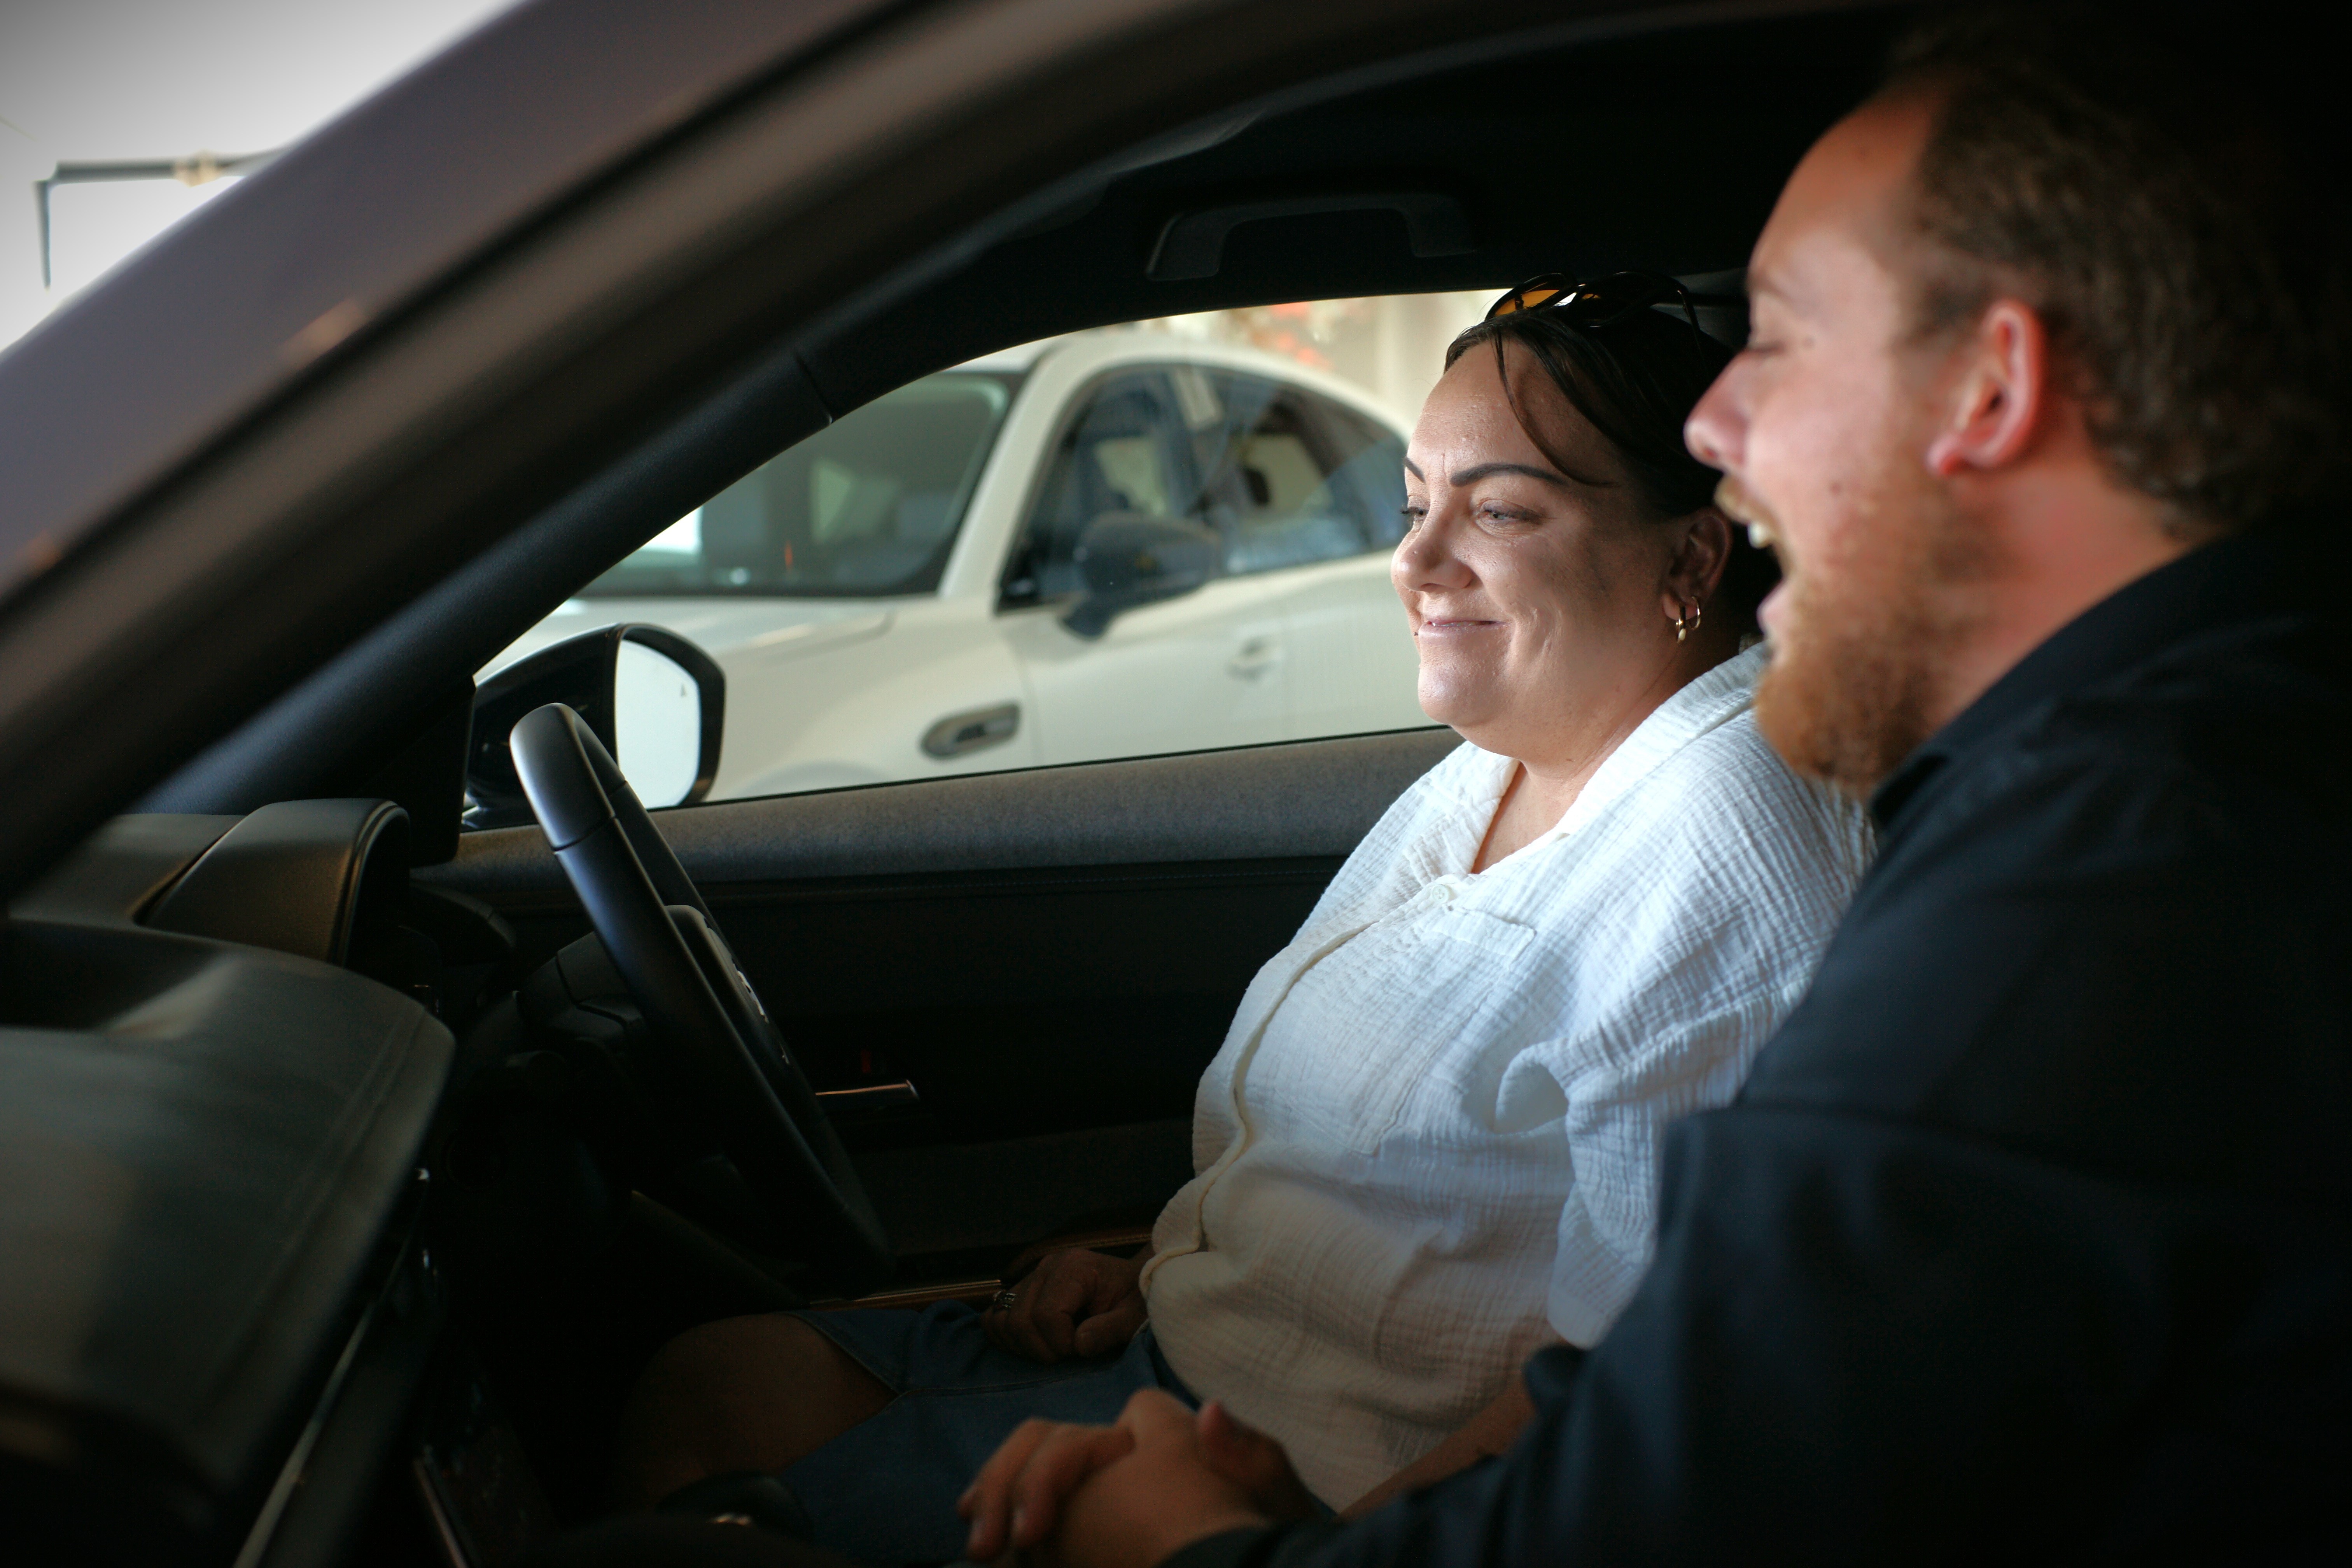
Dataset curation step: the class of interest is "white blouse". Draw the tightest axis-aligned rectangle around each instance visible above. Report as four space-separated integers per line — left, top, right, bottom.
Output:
1139 645 1874 1507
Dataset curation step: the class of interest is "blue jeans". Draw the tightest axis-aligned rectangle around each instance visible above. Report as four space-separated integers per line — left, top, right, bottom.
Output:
777 1300 1196 1562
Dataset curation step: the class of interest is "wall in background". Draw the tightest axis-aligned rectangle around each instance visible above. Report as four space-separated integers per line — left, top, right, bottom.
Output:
1132 290 1491 431
0 0 516 351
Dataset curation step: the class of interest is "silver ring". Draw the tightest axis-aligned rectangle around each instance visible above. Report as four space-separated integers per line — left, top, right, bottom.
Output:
990 1288 1020 1312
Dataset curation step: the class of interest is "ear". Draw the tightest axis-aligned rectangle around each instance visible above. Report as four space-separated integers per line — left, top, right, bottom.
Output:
1662 506 1734 618
1925 299 2049 477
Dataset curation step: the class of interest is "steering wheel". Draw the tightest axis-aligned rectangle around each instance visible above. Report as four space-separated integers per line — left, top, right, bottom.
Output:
509 702 892 1292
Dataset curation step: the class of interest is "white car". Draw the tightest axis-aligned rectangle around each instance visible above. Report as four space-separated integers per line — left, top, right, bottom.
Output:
489 332 1429 799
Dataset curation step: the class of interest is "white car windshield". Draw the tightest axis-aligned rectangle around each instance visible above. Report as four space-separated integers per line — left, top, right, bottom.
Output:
580 370 1018 599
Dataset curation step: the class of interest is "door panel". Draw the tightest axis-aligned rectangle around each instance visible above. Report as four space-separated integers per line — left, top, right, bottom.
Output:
1173 367 1420 742
855 1118 1195 1270
701 855 1339 1139
425 726 1456 1271
994 364 1294 763
1000 580 1290 764
1276 553 1426 738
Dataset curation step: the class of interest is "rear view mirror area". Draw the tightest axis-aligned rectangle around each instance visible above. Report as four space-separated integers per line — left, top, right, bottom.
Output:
466 624 725 824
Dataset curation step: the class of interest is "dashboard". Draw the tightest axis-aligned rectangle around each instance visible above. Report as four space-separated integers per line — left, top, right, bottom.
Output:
1 805 460 1564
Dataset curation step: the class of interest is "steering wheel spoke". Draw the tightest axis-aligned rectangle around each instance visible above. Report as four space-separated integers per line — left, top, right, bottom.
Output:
510 702 892 1292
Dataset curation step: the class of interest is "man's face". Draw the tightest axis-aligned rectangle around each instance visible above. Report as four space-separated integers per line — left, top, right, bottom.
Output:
1686 94 1988 796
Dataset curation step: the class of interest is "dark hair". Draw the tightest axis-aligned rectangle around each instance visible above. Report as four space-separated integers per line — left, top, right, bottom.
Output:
1881 2 2352 533
1444 306 1776 631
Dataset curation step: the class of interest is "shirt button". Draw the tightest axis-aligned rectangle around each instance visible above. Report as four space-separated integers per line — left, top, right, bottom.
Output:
1431 883 1455 904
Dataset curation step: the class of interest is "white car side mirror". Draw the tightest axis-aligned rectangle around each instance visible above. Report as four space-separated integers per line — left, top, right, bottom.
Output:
466 623 725 824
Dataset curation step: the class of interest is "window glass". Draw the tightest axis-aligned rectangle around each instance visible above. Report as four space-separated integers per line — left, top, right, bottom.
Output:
1184 371 1406 577
581 372 1014 599
999 373 1188 606
499 290 1488 805
1317 396 1413 550
1003 369 1413 603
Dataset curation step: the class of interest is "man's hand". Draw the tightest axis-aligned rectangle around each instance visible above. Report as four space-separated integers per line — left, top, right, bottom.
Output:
1188 1400 1322 1520
984 1248 1147 1363
959 1391 1318 1566
1338 1339 1551 1519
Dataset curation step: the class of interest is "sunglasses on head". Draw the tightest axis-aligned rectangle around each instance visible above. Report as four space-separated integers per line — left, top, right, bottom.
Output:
1486 270 1706 340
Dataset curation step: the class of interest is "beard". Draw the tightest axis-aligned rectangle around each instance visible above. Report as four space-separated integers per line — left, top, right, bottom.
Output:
1725 469 1991 799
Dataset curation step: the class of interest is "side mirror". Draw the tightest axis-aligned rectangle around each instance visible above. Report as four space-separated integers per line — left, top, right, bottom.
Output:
1063 511 1222 639
467 624 724 824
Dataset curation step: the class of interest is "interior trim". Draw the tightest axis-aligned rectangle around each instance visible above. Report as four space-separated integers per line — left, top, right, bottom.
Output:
499 858 1342 920
422 727 1460 901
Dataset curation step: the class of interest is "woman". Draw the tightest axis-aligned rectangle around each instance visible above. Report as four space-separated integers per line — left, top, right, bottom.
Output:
614 275 1873 1558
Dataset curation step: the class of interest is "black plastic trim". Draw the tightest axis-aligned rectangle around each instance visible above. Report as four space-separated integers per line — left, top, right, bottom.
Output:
427 727 1459 905
0 923 453 1563
146 798 411 967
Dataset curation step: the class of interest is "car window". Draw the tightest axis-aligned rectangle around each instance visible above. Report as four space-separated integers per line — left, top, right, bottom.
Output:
1182 370 1407 577
999 371 1191 606
503 291 1482 803
581 372 1015 599
1316 396 1414 551
1001 368 1410 603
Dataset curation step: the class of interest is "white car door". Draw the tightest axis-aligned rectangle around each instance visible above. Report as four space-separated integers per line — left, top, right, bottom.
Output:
1180 369 1427 740
996 368 1290 765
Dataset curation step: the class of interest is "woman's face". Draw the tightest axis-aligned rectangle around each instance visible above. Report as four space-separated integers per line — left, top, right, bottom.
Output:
1396 345 1685 764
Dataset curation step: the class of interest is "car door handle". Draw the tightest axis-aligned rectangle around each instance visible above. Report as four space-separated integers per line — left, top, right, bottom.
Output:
921 702 1020 758
1228 635 1281 680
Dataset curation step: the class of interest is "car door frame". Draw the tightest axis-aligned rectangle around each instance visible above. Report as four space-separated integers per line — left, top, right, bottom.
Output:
9 0 1844 896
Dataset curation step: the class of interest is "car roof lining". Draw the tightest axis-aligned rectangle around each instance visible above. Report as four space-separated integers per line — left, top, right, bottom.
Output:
142 2 1900 824
792 5 1894 415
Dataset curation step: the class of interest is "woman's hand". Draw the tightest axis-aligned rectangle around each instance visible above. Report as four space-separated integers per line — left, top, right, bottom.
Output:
984 1247 1147 1363
959 1391 1315 1566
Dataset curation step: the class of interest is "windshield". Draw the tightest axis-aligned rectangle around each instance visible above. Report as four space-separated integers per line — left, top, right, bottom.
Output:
580 371 1017 598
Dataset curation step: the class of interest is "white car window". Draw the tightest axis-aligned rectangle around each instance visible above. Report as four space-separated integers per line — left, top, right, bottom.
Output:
1001 368 1408 604
1182 371 1407 578
999 371 1190 607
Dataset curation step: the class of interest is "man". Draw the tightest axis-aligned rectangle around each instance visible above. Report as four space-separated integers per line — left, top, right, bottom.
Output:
954 4 2351 1561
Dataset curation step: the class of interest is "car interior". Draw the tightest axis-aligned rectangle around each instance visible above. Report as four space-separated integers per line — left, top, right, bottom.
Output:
0 2 1909 1563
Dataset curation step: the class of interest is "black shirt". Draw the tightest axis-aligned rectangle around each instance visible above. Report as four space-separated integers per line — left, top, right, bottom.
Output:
1172 522 2351 1566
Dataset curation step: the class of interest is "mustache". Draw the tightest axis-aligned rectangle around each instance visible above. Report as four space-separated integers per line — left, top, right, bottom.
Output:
1715 476 1781 551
